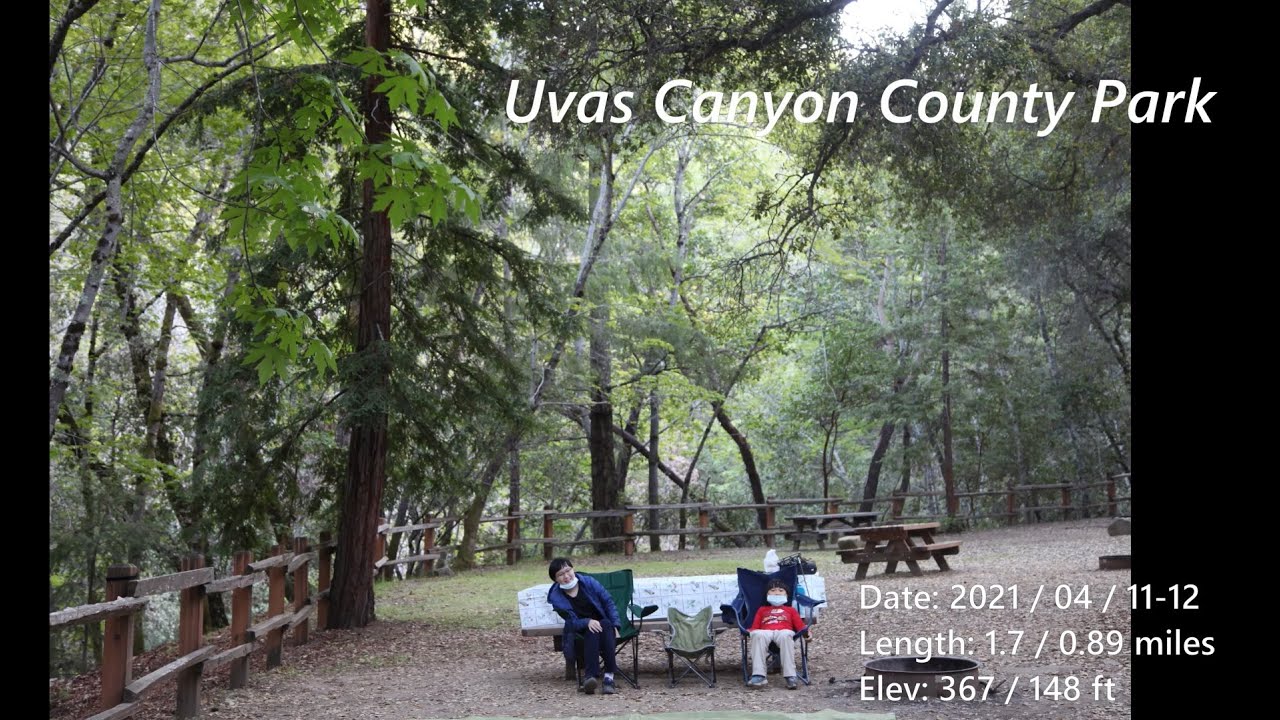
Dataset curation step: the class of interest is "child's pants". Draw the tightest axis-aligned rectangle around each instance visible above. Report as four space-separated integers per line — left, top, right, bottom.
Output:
749 629 797 678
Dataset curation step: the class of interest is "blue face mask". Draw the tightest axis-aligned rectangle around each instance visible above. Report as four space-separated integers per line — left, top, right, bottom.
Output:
558 577 579 591
767 594 787 606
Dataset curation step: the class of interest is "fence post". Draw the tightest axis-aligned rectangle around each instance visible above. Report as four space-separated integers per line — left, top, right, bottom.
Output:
543 506 554 561
292 536 310 646
890 493 905 520
506 516 519 566
267 543 286 668
1005 482 1016 525
230 551 253 688
501 515 517 566
177 553 206 718
1107 476 1118 515
698 507 709 551
764 505 776 549
826 498 840 515
622 511 635 557
101 564 139 710
1060 487 1072 521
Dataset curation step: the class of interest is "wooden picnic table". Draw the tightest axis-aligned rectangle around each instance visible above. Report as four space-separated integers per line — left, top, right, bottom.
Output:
785 511 881 550
836 522 961 579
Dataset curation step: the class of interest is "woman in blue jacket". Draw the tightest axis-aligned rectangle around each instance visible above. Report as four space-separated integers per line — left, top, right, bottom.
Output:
546 557 621 694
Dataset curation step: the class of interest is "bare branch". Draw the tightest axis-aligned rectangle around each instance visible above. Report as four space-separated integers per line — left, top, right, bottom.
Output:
48 143 109 179
50 0 103 78
1054 0 1129 39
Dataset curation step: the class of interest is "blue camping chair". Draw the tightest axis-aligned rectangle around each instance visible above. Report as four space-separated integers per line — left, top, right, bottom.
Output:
720 565 825 686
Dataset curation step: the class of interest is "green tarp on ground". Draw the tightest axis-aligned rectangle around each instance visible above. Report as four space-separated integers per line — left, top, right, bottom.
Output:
450 707 890 712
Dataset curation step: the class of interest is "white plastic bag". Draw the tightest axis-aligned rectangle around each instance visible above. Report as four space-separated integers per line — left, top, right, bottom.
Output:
763 548 779 573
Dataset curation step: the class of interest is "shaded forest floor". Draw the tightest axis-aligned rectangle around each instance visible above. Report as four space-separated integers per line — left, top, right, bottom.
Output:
51 518 1131 719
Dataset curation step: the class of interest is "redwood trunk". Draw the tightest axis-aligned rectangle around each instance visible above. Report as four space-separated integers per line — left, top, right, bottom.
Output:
588 303 622 552
329 0 392 629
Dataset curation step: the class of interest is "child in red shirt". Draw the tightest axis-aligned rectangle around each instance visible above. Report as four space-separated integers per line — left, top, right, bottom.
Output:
747 578 813 689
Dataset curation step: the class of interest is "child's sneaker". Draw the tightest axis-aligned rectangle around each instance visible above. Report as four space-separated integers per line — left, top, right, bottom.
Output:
582 676 598 694
785 676 798 689
748 675 767 688
602 677 616 694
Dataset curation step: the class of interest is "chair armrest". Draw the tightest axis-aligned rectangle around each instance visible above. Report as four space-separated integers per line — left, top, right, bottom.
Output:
795 595 824 625
795 595 825 610
720 603 742 631
629 603 659 619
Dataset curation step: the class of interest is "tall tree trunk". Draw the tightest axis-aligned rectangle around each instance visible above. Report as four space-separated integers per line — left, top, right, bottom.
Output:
937 232 958 517
501 254 523 561
588 303 622 553
329 0 393 629
898 423 912 496
1004 394 1030 489
454 448 508 570
1034 286 1091 516
507 435 522 561
714 406 767 529
647 390 660 551
861 422 895 513
820 410 838 501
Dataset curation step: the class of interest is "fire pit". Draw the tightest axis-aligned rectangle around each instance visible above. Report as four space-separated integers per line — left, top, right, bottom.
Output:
1099 554 1131 570
862 656 981 699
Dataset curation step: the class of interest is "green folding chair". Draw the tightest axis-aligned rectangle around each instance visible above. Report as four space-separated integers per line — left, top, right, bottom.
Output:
564 569 657 688
659 606 719 687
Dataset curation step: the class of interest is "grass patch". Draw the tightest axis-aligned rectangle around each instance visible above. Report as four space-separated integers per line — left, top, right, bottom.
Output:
374 547 768 629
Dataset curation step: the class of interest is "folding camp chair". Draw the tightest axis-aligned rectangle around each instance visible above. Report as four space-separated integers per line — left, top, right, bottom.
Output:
658 606 719 687
720 565 825 686
556 569 658 688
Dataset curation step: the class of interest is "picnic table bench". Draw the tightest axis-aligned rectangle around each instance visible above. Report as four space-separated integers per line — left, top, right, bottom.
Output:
836 522 961 579
784 511 881 550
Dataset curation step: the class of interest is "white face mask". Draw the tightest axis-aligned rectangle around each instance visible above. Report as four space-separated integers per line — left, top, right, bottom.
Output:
558 577 579 591
767 594 787 606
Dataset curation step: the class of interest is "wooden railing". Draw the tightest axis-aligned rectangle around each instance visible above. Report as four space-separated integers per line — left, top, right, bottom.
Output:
881 477 1131 523
50 535 332 720
458 475 1130 565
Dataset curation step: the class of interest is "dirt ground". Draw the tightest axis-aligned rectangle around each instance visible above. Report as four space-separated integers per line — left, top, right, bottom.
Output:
51 518 1131 719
